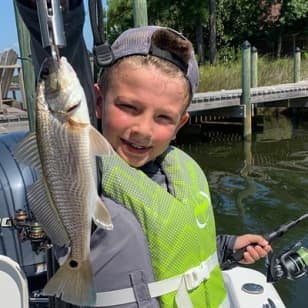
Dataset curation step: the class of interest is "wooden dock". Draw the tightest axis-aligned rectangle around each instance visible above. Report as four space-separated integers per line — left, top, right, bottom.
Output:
189 80 308 115
0 105 28 134
0 49 28 134
1 80 308 135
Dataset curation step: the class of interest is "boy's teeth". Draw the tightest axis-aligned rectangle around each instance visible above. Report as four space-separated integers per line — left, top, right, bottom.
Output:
131 143 144 149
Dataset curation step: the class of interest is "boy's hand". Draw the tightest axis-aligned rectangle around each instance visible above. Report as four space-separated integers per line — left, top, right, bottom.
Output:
233 234 272 264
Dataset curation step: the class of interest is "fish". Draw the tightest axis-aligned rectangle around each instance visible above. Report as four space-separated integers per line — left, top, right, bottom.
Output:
14 56 114 306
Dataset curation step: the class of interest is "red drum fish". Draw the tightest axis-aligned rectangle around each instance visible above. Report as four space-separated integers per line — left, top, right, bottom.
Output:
14 57 113 306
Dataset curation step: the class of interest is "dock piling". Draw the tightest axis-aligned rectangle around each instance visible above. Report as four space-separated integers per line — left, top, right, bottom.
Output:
294 47 301 83
241 41 252 140
251 46 258 88
13 1 36 132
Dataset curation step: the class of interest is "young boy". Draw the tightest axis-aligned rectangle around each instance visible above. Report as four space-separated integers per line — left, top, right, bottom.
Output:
17 1 271 307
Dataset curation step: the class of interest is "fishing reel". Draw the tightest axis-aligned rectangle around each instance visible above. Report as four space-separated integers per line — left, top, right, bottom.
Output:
267 241 308 282
0 209 51 254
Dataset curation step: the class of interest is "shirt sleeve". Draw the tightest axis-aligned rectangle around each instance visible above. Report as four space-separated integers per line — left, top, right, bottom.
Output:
216 234 237 267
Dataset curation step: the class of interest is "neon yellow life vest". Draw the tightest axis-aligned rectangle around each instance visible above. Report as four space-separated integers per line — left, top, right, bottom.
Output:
100 146 228 307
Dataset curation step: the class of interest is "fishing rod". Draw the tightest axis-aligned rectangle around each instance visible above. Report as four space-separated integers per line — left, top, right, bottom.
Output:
267 240 308 282
231 213 308 262
222 213 308 282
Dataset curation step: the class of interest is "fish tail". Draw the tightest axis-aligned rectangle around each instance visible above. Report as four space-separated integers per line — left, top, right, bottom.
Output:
43 257 96 306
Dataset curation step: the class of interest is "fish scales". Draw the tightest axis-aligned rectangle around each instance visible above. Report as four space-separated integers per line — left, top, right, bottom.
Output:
14 57 114 306
37 107 92 261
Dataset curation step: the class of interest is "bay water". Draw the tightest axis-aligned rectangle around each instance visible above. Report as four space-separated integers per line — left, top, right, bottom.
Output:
177 110 308 308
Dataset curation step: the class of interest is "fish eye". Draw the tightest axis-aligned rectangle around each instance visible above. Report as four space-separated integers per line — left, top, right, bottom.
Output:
39 57 58 80
39 66 50 81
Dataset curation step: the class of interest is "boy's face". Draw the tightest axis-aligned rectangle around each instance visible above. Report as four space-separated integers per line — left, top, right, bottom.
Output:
96 61 190 167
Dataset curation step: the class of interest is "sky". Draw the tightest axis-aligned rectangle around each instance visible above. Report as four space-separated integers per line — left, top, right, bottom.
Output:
1 1 107 54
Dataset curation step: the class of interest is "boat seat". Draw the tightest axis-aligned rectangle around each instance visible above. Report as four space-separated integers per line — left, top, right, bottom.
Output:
0 255 29 308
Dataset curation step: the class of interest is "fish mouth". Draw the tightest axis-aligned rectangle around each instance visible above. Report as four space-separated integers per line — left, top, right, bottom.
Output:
66 100 81 114
47 100 81 117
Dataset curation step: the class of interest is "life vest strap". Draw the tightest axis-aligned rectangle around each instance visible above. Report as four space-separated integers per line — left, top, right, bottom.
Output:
95 254 218 307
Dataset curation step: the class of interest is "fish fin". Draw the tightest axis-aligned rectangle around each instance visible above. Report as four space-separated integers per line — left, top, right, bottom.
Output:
93 197 113 230
28 178 70 246
13 132 42 172
89 126 114 156
42 257 96 306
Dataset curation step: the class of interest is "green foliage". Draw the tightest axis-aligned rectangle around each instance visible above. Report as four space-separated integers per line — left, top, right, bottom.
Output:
107 0 209 44
198 56 308 92
107 0 134 43
280 0 308 25
147 0 209 42
215 46 241 64
216 0 262 45
199 60 241 91
106 1 308 63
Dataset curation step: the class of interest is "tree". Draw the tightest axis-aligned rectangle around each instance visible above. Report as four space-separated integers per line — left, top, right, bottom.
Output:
147 0 209 64
209 0 216 64
260 0 308 56
107 0 134 43
106 0 308 62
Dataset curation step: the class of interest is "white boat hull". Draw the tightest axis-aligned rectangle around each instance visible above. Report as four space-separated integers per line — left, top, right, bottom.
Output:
223 266 286 308
0 253 286 308
0 255 29 308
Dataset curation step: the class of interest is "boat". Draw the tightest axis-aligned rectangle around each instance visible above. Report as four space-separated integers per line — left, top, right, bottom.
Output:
0 253 285 308
223 266 285 307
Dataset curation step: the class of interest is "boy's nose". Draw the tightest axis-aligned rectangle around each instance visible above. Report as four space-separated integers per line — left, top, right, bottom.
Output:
131 116 153 140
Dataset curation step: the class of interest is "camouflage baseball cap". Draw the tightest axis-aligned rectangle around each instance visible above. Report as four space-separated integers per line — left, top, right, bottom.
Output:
110 26 199 94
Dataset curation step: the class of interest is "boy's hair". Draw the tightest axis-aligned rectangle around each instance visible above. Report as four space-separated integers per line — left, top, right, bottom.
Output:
99 26 199 98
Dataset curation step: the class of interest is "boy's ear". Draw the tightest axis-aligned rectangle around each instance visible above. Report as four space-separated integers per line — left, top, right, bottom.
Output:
177 112 189 131
172 112 189 140
94 83 103 119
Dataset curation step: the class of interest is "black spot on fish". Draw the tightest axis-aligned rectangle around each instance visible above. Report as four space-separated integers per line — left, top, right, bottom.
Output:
69 260 79 268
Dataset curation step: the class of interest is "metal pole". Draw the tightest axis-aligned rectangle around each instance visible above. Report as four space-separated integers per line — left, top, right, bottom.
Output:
294 47 301 83
241 41 252 140
251 46 258 88
133 0 148 27
13 0 36 132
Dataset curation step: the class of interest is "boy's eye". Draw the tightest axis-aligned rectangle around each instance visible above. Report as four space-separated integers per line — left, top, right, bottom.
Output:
157 114 174 124
118 103 137 112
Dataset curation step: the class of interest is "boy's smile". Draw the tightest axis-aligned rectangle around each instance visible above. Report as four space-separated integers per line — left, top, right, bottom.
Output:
96 61 190 167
